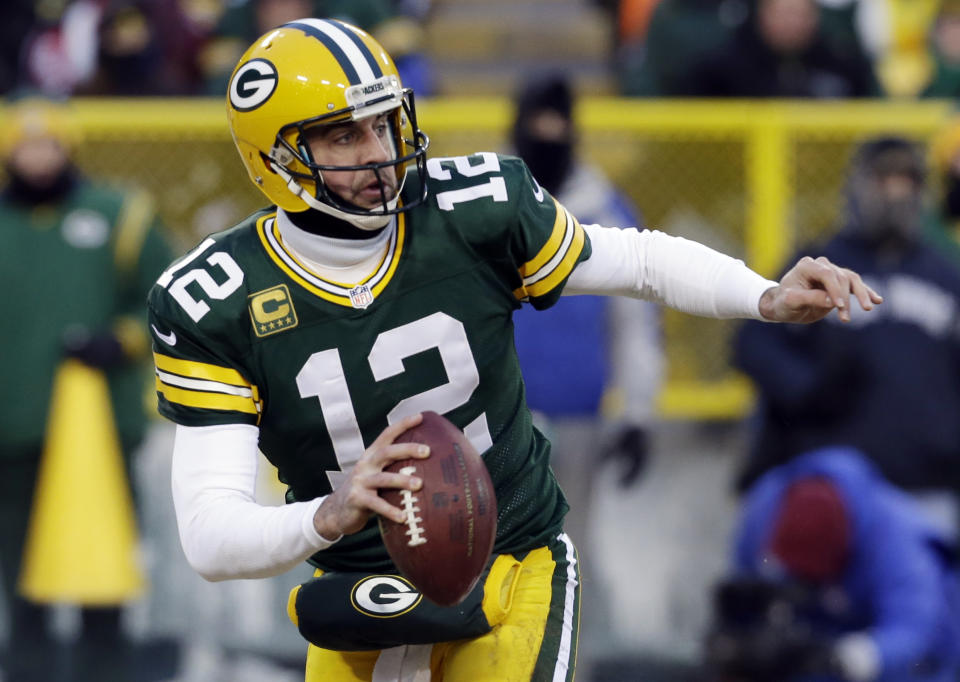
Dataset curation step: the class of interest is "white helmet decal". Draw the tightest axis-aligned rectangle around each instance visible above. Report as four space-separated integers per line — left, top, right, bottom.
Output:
230 59 278 112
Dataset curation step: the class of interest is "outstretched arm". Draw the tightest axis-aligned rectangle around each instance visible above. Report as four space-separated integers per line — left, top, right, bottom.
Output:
566 226 882 322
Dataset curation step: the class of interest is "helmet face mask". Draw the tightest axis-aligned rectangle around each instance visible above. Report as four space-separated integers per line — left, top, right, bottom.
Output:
270 84 429 218
226 19 429 223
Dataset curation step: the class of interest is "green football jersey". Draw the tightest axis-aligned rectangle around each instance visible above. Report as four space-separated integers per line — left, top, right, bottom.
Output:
148 153 591 572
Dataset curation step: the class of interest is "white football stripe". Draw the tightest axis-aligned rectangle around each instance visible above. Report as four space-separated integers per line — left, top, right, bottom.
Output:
553 532 578 682
157 370 253 397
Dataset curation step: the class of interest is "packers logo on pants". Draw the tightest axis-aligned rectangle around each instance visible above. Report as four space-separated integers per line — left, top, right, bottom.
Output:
351 575 422 617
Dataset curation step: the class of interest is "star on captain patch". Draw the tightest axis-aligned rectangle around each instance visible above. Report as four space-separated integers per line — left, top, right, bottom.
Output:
349 284 374 309
248 284 298 338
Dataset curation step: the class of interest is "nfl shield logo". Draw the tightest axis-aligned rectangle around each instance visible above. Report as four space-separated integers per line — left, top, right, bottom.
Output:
349 284 374 309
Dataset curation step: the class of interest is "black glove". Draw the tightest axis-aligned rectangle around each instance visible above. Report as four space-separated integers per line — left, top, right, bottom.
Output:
601 425 648 488
62 327 125 369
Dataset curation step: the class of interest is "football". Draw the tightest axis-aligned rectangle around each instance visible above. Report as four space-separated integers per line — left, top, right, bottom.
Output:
378 411 497 606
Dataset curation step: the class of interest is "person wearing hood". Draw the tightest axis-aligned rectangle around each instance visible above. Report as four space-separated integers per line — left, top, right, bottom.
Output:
734 137 960 541
508 73 664 670
712 447 960 682
509 74 663 526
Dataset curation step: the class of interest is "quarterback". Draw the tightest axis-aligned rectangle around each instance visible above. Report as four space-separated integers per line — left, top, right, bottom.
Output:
148 18 882 682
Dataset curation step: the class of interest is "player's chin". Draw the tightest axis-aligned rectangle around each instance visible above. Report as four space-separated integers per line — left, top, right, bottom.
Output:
354 185 397 208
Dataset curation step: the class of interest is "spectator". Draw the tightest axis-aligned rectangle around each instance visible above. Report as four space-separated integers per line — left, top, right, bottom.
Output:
19 0 210 97
199 0 321 96
618 0 745 96
851 0 943 98
680 0 879 97
707 447 960 682
369 0 436 96
617 0 662 47
200 0 435 96
75 0 209 96
509 73 663 549
19 0 103 97
0 1 39 95
920 0 960 98
0 97 174 681
734 136 960 541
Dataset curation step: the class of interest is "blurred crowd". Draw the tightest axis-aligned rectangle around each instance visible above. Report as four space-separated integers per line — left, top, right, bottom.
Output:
615 0 960 99
5 0 960 101
0 0 437 98
7 1 960 682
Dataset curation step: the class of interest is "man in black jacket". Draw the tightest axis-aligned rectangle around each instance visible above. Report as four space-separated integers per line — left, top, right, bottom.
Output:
683 0 879 98
735 137 960 539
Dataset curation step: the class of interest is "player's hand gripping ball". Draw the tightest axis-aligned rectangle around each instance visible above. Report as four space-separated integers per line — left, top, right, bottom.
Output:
378 411 497 606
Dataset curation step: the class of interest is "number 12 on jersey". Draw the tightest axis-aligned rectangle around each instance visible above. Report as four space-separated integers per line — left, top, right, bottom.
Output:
428 153 508 212
295 312 494 489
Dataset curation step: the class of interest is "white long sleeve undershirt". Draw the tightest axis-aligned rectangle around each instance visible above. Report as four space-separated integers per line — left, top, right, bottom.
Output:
566 225 777 320
171 423 339 581
172 224 779 580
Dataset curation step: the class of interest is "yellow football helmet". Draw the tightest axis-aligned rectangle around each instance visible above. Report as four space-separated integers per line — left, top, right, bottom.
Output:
226 18 429 223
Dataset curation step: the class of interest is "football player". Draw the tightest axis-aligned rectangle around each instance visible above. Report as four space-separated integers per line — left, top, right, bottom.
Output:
148 18 882 682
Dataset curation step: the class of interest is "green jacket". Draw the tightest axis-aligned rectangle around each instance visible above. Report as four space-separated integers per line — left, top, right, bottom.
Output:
0 180 174 452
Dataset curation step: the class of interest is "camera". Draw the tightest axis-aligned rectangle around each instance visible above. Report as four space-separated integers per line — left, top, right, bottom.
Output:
704 577 837 682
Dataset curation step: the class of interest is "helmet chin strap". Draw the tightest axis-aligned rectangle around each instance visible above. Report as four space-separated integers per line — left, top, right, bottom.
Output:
273 161 397 231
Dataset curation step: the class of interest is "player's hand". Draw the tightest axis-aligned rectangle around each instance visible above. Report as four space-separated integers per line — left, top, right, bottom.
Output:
313 413 430 539
758 256 883 324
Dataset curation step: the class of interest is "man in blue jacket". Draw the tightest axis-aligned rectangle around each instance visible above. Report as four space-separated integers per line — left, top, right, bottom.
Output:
717 446 960 682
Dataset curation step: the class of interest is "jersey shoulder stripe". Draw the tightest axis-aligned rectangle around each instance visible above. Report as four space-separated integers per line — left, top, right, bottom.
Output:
155 351 251 386
154 351 263 420
515 202 586 299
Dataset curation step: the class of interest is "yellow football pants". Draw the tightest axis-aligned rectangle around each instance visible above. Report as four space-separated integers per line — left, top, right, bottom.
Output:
303 533 580 682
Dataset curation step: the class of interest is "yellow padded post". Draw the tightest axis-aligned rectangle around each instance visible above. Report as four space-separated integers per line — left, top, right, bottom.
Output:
19 360 145 604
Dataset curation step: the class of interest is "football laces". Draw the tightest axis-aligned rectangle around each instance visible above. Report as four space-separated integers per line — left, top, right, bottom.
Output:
397 465 427 546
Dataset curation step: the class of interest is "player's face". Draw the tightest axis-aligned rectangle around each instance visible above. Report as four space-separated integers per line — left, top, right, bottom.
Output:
304 114 399 210
854 170 923 242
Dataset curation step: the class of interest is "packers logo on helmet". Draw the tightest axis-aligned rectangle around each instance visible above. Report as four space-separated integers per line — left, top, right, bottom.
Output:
226 18 429 226
229 59 278 112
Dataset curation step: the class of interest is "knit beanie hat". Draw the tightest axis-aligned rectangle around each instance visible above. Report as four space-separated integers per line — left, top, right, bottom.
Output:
770 477 851 583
